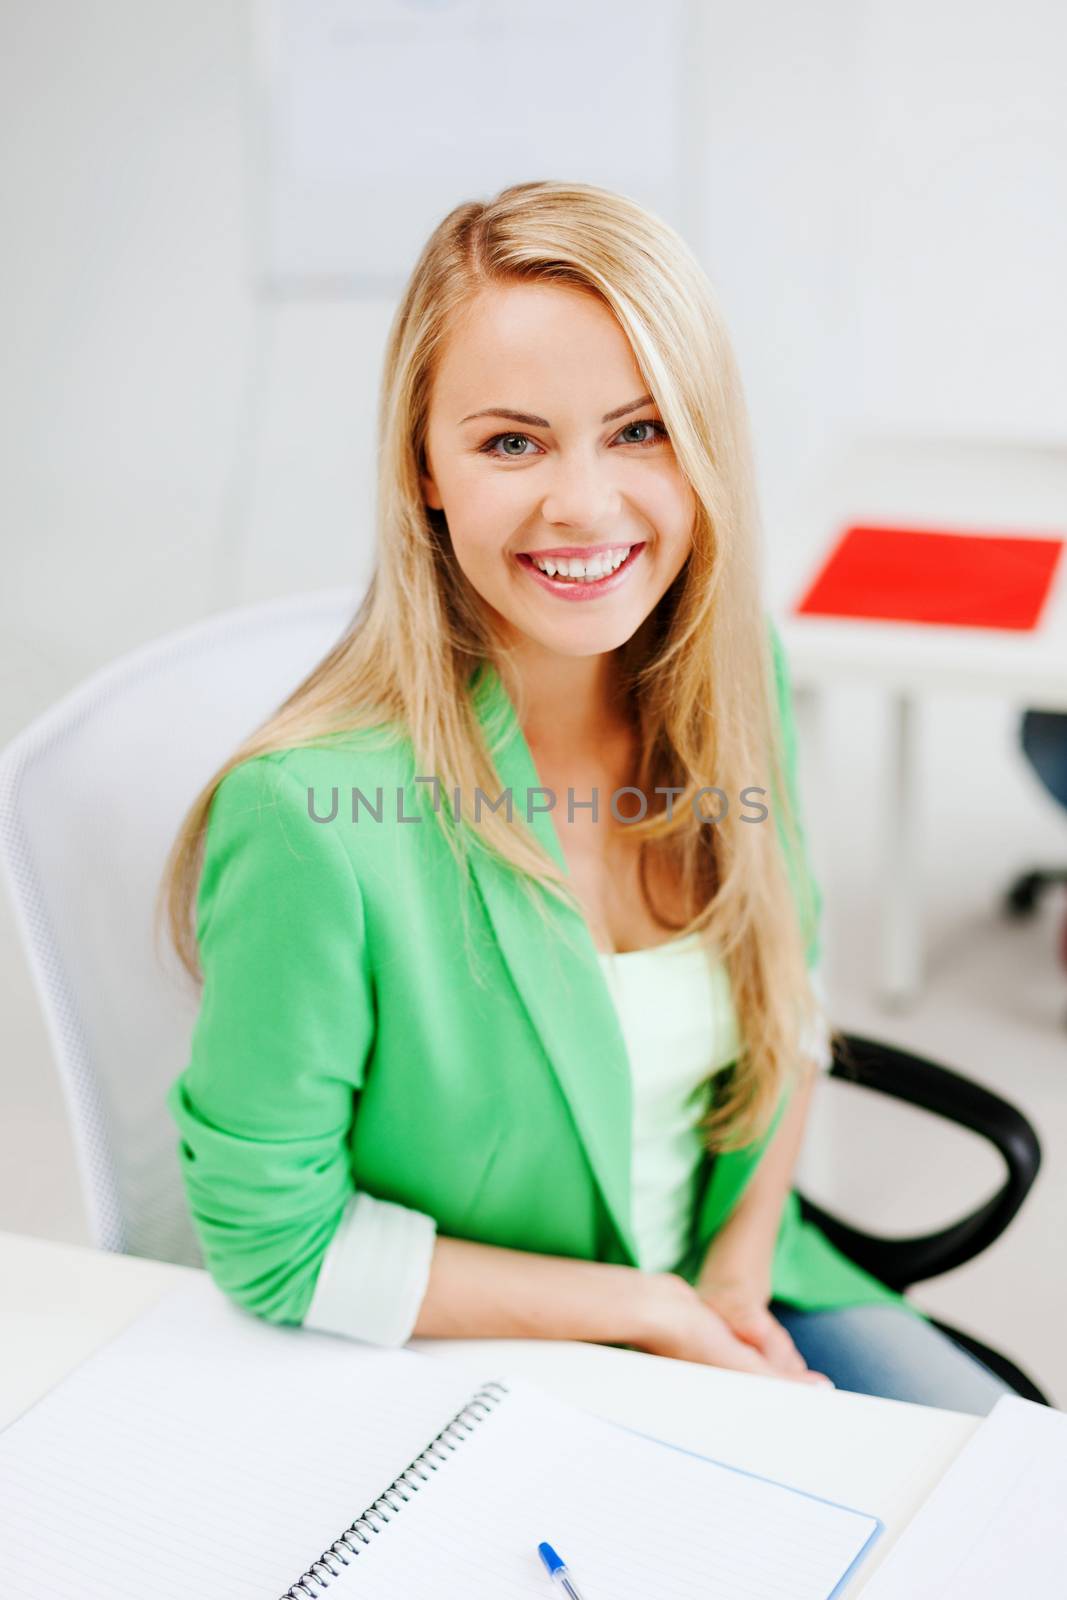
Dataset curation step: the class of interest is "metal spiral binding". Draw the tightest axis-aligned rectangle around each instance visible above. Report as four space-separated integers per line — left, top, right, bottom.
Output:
276 1380 510 1600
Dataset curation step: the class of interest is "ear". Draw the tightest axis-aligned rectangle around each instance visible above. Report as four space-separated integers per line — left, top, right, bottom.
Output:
421 470 443 511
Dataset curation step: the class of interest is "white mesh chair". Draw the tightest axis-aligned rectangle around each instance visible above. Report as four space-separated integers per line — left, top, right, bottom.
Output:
0 587 360 1267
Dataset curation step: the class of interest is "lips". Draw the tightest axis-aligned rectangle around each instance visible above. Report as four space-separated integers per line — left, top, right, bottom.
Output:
514 542 647 602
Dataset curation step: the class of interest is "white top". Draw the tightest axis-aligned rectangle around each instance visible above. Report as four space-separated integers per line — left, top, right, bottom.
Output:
597 929 740 1274
304 945 833 1346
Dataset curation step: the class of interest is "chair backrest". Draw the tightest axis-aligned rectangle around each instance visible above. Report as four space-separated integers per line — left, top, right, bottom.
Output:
0 587 361 1266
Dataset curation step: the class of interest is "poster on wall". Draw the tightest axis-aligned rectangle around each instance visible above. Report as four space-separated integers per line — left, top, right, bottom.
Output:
253 0 691 294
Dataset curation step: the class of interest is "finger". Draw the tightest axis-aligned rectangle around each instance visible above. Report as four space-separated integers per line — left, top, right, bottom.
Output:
735 1313 807 1375
751 1311 809 1375
729 1320 768 1353
711 1328 776 1376
763 1324 808 1375
730 1344 777 1377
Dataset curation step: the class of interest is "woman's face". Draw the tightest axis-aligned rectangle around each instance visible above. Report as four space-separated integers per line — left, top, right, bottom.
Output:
420 283 696 662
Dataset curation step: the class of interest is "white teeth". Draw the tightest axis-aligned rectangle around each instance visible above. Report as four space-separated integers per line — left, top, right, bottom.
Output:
530 547 632 580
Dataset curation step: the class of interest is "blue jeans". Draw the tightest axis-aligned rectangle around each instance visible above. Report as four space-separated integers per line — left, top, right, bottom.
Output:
1021 709 1067 810
769 1301 1014 1416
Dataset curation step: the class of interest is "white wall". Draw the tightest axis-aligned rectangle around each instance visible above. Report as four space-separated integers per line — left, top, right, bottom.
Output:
0 0 249 714
852 0 1067 441
688 0 1067 544
686 0 864 544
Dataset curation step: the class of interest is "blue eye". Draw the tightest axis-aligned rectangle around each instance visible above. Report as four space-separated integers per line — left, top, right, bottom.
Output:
481 432 539 459
478 418 669 459
616 419 669 447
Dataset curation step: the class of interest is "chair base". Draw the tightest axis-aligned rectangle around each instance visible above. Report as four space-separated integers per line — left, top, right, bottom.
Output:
929 1316 1050 1405
1003 866 1067 918
1002 868 1067 977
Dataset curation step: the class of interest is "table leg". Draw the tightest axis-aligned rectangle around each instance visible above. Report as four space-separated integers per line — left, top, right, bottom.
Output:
883 690 922 1008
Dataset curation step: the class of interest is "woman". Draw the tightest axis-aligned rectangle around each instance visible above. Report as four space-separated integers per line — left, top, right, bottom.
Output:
161 180 1011 1415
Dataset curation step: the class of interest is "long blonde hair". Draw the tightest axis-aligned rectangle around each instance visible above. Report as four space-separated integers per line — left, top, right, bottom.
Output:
158 179 838 1151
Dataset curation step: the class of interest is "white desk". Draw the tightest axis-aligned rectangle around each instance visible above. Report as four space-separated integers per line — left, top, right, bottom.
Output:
769 436 1067 1008
0 1229 977 1594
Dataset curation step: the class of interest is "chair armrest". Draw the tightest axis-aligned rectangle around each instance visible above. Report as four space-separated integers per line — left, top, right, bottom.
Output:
794 1032 1042 1291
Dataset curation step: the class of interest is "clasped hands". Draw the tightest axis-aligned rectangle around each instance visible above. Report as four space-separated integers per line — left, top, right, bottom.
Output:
632 1249 834 1389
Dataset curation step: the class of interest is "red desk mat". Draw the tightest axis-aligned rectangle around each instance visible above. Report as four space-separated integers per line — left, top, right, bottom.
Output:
794 523 1065 631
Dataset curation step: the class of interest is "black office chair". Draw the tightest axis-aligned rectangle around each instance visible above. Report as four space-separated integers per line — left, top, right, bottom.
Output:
795 1032 1048 1405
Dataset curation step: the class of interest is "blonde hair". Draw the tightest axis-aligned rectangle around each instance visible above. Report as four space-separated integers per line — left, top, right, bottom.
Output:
157 179 839 1151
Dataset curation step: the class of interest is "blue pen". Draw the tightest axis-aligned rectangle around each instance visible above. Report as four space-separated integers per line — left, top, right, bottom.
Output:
537 1541 588 1599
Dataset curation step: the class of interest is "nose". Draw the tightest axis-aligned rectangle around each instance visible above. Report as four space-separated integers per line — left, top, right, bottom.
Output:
540 449 621 530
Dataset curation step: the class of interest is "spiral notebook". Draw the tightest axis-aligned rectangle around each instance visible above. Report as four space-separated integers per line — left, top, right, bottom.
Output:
0 1275 883 1598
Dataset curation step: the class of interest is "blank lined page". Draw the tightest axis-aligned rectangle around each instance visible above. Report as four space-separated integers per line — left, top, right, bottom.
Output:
0 1275 495 1598
335 1379 882 1600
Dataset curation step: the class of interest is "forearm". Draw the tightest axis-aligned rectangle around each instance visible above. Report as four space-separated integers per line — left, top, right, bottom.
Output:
697 1065 818 1290
412 1235 650 1345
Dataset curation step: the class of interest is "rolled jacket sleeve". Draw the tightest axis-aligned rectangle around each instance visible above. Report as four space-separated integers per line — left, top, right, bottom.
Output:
166 755 434 1336
304 1191 437 1346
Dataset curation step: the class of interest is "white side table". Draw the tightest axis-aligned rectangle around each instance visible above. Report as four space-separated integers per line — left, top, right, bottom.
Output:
771 436 1067 1007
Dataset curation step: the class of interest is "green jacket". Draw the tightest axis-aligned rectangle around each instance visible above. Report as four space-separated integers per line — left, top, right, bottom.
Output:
167 617 905 1327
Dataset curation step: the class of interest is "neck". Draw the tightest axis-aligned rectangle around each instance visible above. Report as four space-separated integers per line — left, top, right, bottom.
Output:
496 640 634 765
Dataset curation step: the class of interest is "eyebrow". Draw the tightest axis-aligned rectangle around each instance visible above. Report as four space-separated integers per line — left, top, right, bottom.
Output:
458 393 655 428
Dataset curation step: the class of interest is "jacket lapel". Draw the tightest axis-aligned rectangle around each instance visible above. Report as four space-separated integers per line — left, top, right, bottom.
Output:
464 663 639 1266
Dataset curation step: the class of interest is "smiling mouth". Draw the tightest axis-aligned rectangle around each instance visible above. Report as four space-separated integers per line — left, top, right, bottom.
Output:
515 543 645 586
511 547 646 601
